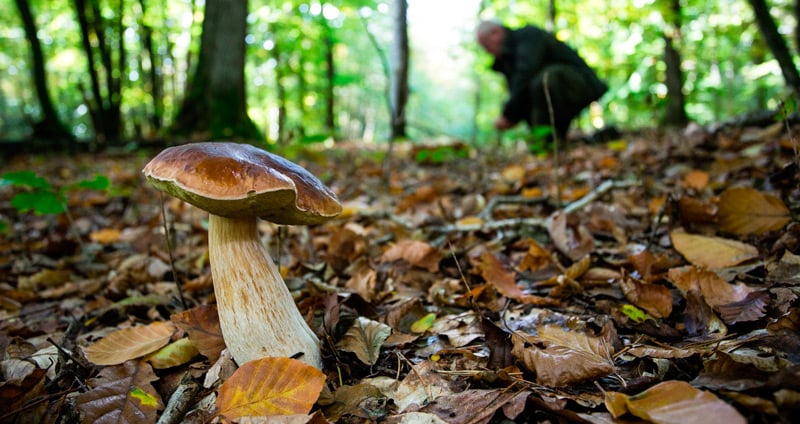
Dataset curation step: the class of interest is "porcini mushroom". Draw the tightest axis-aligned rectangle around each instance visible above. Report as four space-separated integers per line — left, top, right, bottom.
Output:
143 142 341 369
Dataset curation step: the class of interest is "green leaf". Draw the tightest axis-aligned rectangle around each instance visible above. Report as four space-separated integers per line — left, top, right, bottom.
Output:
11 192 65 215
410 313 436 333
620 304 649 323
71 174 111 191
1 171 52 190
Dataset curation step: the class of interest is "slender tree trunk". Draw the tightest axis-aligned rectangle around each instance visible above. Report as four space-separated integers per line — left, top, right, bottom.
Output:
139 0 163 135
74 0 124 145
748 0 800 94
14 0 73 143
661 0 688 126
322 18 336 139
389 0 409 141
546 0 557 32
171 0 260 141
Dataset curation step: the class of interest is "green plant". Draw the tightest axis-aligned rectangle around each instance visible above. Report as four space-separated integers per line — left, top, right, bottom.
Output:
1 170 110 248
1 171 110 215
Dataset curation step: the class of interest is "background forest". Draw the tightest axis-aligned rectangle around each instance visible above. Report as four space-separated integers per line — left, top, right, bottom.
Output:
1 0 798 150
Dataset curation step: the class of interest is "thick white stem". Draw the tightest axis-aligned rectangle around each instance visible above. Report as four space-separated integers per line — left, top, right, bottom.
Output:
207 214 322 369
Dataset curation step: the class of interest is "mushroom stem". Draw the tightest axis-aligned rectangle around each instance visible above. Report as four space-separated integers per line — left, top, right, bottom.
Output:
207 214 322 369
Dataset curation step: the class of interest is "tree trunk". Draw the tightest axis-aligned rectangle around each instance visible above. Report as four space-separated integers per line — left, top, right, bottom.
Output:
74 0 124 146
138 0 163 136
322 18 336 139
748 0 800 94
389 0 409 141
171 0 260 141
546 0 557 32
661 0 688 127
14 0 73 143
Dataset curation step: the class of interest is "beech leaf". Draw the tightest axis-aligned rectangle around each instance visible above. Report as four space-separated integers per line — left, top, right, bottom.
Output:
511 324 615 386
380 239 441 272
338 316 392 365
604 380 746 424
76 360 163 424
145 337 199 369
83 321 176 366
216 357 325 419
171 304 225 362
670 231 759 269
717 187 790 235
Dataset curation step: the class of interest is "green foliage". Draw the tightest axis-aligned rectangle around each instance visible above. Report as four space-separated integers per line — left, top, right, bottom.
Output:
1 171 110 215
413 145 468 165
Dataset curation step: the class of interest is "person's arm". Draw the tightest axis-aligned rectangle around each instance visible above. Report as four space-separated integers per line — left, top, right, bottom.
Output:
502 26 546 123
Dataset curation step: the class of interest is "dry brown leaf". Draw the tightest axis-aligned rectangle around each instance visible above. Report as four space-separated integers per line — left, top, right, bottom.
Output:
683 170 710 190
670 231 759 268
83 321 176 366
717 187 791 236
216 357 325 419
171 304 225 362
337 316 392 365
667 266 758 307
380 239 441 272
518 238 552 272
619 278 673 318
604 380 745 423
548 211 594 261
512 325 615 386
76 360 163 423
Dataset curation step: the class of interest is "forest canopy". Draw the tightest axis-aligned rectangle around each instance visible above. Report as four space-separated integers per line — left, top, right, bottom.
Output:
0 0 796 147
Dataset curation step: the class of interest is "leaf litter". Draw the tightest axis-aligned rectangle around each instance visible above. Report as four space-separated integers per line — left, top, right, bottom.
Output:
2 124 800 423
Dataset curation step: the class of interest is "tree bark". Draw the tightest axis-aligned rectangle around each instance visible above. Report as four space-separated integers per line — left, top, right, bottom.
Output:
389 0 409 141
748 0 800 94
661 0 689 127
171 0 260 141
74 0 124 145
322 18 336 139
14 0 73 143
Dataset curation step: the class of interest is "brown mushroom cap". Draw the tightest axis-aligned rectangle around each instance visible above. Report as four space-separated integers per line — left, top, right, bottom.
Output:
143 142 342 225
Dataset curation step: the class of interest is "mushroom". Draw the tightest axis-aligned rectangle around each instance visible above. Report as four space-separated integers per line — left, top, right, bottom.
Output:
142 142 341 369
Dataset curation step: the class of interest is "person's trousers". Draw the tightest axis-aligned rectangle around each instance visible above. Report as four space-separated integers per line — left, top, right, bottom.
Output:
528 65 607 139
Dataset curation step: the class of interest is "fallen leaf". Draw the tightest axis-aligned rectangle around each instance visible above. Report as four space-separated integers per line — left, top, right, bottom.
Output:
145 337 199 369
83 321 176 366
717 187 790 235
338 316 392 365
604 380 746 424
512 325 615 386
171 305 225 362
76 360 163 424
216 357 325 419
380 239 441 272
670 231 759 268
548 211 594 260
667 266 758 307
619 278 673 318
90 227 122 244
684 169 710 190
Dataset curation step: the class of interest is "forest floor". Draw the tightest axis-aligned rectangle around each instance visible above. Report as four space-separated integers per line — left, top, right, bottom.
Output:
1 121 800 423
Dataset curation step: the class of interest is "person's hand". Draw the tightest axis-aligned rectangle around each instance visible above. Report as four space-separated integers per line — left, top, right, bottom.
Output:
494 116 514 130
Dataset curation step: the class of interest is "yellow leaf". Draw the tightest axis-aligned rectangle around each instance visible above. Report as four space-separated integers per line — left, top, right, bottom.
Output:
145 337 199 369
456 216 484 227
216 357 325 419
83 321 176 366
89 228 122 244
410 313 436 334
683 170 709 190
717 187 790 236
670 231 759 269
604 380 746 424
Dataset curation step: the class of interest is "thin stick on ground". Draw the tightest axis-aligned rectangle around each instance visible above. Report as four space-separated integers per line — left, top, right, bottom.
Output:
542 71 562 207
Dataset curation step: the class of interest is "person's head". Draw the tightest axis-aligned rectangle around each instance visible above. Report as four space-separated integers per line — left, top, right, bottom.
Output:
477 20 506 57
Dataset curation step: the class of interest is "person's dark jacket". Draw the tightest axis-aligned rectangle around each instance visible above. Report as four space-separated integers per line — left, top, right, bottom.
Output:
491 25 607 124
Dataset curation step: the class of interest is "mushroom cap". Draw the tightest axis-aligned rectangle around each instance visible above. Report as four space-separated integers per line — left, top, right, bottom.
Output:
143 142 342 225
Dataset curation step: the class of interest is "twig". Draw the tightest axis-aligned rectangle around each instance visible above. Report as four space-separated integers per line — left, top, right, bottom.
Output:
157 374 201 424
542 71 562 207
159 192 188 310
561 179 637 214
477 194 548 220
